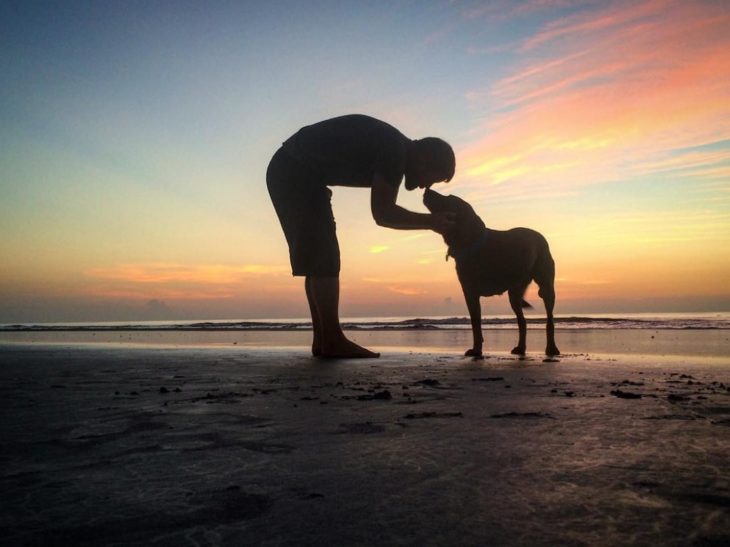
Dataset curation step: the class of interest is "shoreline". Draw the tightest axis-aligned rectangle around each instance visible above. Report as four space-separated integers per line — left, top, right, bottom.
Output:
2 327 729 359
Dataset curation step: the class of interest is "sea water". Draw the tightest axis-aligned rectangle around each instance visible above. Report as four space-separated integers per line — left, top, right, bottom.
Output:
1 313 728 358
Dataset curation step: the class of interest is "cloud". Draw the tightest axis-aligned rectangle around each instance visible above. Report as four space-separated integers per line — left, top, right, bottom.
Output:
85 263 287 284
399 233 426 242
146 299 170 311
82 262 289 300
369 245 390 254
518 0 669 51
143 298 173 318
626 148 730 178
361 276 421 293
459 0 730 201
388 286 424 296
461 0 580 23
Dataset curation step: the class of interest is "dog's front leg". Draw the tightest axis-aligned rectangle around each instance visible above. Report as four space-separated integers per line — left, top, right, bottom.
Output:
463 288 483 358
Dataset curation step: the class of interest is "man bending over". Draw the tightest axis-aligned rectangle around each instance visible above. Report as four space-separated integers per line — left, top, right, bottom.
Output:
266 114 455 358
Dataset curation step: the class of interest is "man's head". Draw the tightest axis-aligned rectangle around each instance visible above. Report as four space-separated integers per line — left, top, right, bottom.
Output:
405 137 455 191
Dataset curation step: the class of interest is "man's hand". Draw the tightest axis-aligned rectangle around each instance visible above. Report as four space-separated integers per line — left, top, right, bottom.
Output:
372 174 440 230
430 211 456 234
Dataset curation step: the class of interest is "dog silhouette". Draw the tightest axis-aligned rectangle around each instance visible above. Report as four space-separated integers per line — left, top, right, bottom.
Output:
424 188 560 357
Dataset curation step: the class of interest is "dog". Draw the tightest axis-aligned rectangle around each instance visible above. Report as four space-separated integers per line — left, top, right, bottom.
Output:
423 188 560 358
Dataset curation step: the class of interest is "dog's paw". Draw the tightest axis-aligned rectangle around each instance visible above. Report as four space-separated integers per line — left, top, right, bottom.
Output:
545 346 561 357
510 346 526 356
465 348 484 359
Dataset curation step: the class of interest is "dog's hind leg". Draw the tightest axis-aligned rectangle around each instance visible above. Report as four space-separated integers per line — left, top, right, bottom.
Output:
509 285 529 355
539 285 560 356
535 255 560 356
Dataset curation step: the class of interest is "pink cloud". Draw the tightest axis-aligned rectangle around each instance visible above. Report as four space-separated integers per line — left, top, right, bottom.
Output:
459 0 730 199
519 0 671 51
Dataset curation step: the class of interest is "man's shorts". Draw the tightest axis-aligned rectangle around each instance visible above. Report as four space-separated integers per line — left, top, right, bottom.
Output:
266 147 340 277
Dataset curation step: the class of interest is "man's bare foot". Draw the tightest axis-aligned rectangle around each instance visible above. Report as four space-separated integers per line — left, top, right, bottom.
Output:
312 335 322 356
320 337 380 358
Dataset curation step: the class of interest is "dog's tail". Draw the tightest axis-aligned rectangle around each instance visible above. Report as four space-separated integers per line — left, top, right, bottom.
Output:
521 299 533 309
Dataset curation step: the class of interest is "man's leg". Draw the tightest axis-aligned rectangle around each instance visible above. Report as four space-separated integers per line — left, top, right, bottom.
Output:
267 151 377 358
305 277 322 356
307 275 379 358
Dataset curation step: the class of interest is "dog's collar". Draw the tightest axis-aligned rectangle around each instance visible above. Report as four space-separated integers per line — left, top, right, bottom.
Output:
447 230 489 262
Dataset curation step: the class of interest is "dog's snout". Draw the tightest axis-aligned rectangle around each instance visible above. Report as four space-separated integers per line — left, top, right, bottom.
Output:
423 187 436 204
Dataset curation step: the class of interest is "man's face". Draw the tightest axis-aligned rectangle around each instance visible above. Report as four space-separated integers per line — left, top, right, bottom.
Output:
405 143 450 190
405 163 445 191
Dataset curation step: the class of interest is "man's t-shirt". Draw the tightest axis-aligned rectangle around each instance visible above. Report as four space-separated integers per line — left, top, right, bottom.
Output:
282 114 410 188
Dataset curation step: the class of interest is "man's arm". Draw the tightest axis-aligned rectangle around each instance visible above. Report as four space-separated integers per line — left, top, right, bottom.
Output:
370 174 453 232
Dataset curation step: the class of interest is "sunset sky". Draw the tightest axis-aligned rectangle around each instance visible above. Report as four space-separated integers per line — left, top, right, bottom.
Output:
1 0 729 322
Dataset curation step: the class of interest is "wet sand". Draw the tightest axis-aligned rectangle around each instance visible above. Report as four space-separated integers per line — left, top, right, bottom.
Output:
2 326 729 358
1 344 729 546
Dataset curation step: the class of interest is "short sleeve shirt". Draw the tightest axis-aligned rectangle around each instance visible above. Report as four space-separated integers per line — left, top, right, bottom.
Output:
282 114 410 188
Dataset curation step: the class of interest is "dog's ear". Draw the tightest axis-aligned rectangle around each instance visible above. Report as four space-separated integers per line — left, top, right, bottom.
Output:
442 200 487 252
439 212 462 249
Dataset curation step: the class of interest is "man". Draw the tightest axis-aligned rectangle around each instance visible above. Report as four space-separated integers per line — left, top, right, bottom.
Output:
267 114 455 358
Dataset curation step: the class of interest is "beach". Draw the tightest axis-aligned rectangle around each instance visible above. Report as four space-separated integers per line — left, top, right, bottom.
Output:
5 0 730 544
1 331 729 546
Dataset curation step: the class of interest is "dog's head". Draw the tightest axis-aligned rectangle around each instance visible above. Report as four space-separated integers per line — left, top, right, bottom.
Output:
423 188 486 251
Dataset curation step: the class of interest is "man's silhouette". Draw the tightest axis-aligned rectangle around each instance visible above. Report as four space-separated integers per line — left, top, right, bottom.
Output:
267 114 455 358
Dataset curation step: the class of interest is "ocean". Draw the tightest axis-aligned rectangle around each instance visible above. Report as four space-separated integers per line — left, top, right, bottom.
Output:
1 312 729 359
2 312 730 331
